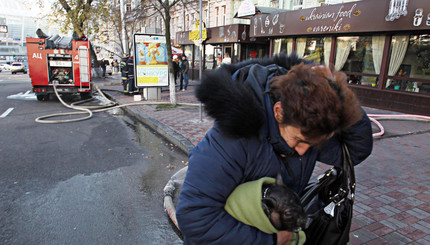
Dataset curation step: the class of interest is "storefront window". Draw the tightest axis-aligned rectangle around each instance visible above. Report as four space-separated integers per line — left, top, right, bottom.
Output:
234 43 240 63
272 38 293 56
184 45 193 67
204 44 216 70
338 35 384 87
386 34 430 94
241 44 269 61
296 37 330 65
194 45 202 69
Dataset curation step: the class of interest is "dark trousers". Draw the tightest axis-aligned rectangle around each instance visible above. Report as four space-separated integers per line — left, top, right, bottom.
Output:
122 78 128 92
180 73 189 90
127 77 136 93
174 72 179 84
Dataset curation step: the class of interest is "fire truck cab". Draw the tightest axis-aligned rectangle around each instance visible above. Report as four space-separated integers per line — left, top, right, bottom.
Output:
26 36 92 101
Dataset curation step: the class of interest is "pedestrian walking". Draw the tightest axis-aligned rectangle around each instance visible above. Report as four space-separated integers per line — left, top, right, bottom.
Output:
216 54 222 68
100 58 106 78
176 54 373 244
113 59 119 73
120 55 129 94
172 55 180 85
180 54 189 91
222 52 231 64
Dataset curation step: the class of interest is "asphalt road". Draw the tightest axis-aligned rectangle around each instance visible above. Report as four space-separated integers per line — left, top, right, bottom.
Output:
0 73 185 244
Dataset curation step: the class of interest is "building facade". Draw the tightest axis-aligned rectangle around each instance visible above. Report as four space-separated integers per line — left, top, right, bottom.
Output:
251 0 430 115
0 1 60 63
172 0 358 79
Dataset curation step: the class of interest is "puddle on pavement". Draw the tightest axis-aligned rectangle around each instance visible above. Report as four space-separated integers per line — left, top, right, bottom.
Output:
121 115 187 241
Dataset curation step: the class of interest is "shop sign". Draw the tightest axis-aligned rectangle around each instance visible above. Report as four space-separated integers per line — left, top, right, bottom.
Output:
189 19 207 46
133 34 168 87
205 24 249 44
176 31 193 45
237 0 256 18
250 0 430 37
0 25 7 33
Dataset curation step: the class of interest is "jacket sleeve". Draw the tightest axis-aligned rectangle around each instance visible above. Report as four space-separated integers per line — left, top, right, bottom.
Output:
176 127 274 244
318 108 373 167
183 61 190 74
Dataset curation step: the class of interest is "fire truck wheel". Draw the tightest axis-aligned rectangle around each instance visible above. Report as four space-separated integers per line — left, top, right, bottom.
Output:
37 95 49 101
81 92 92 100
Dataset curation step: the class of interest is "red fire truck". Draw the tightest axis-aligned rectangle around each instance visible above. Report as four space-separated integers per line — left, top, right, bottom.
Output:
26 35 92 101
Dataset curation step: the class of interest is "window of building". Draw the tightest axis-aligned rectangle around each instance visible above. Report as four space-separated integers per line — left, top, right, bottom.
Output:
222 6 226 26
386 34 430 94
337 35 383 87
296 37 330 65
272 38 294 56
184 45 193 67
216 7 219 26
204 44 216 70
194 45 201 69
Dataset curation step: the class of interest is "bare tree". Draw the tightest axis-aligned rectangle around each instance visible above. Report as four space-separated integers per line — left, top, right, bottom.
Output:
38 0 111 66
40 0 110 37
105 2 147 57
140 0 198 104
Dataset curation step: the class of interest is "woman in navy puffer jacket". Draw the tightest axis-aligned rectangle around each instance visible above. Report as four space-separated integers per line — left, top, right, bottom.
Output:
176 54 373 244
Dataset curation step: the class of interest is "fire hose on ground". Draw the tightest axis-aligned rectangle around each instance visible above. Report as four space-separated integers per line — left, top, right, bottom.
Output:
34 82 200 124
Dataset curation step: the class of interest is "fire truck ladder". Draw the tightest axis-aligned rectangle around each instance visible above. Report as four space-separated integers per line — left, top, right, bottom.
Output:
78 46 91 91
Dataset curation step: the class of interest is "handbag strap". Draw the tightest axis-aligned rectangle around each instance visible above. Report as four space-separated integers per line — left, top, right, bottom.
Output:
341 143 356 199
300 167 341 207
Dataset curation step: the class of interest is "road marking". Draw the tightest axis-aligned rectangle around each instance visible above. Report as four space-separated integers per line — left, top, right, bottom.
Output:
0 108 14 118
7 90 37 101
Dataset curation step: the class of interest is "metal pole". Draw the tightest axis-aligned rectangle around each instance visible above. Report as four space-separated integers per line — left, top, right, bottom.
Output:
120 0 128 55
199 0 203 121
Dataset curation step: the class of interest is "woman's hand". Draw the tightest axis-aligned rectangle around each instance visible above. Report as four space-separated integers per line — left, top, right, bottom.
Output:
277 231 292 245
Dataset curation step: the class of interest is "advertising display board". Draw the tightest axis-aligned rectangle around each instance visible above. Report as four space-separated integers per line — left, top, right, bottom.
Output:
133 34 169 87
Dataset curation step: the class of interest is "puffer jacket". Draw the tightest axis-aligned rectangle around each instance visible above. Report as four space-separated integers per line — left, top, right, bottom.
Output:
176 54 373 244
120 57 128 81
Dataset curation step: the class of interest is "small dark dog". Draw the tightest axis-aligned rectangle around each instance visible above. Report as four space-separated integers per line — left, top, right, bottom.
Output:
262 174 307 232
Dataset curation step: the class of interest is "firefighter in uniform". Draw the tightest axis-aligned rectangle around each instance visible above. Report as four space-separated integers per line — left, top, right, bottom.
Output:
120 55 129 94
127 56 136 95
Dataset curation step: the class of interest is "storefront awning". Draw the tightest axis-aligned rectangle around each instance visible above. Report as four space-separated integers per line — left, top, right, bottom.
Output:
234 5 286 19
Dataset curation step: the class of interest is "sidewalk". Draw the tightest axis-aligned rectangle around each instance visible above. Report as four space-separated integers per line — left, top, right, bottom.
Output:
95 75 430 244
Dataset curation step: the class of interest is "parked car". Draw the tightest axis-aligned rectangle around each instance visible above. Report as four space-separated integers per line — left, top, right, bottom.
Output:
10 62 27 74
0 62 12 71
105 64 113 75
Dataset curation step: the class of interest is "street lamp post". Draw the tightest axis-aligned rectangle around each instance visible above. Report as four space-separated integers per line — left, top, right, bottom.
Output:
120 0 128 55
199 0 203 121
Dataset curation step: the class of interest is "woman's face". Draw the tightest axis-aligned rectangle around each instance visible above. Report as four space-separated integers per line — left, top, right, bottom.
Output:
273 101 312 156
278 125 311 156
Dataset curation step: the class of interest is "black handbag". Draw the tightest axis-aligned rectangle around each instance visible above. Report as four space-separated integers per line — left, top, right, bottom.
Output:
300 143 356 245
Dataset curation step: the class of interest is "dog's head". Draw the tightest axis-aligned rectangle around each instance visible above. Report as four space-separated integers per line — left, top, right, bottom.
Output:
262 174 307 231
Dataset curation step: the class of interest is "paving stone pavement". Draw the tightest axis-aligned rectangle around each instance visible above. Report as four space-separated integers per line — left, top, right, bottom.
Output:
96 75 430 244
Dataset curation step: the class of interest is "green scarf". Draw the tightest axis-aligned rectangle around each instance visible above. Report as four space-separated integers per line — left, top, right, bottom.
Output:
225 177 278 234
225 177 306 244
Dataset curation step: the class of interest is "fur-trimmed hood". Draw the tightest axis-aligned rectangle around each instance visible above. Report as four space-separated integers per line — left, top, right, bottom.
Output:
195 53 309 138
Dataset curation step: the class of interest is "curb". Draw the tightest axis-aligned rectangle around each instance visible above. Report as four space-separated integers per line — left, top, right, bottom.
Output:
103 91 195 155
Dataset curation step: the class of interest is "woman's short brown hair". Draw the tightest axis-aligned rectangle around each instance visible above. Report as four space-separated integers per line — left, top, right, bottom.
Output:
267 63 362 142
